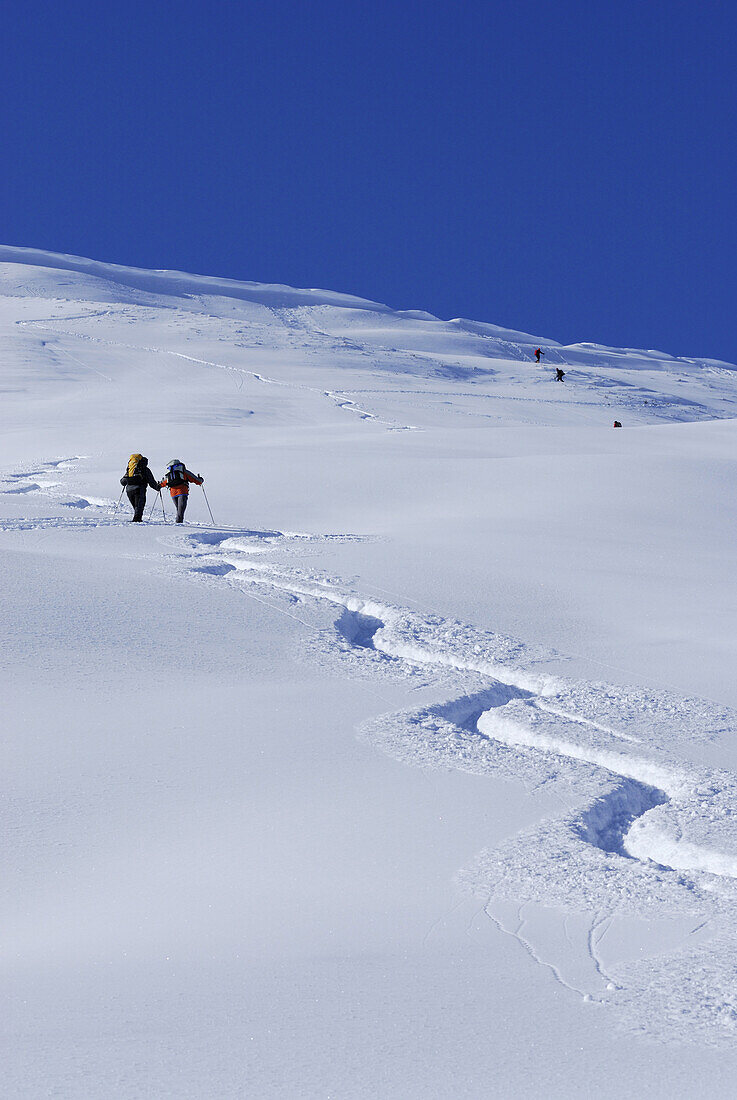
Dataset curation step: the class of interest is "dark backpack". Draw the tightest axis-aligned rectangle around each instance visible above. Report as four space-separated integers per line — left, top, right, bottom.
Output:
166 462 186 487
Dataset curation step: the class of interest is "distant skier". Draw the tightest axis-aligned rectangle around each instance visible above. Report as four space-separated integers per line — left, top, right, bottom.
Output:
555 368 565 382
120 454 160 522
534 348 544 363
160 459 204 524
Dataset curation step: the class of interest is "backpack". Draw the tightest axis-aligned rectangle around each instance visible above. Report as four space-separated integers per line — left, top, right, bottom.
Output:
166 460 187 488
127 453 144 477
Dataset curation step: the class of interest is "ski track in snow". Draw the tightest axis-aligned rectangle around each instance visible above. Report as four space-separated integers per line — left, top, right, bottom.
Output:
171 526 737 1043
183 536 737 881
15 310 421 432
6 461 737 1044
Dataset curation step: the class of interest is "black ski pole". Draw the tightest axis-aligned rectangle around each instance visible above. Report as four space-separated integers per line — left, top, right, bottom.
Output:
201 483 215 525
160 490 167 524
146 494 158 523
112 488 124 516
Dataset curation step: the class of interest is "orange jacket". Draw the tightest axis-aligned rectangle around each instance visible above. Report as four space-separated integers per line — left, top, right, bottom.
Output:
160 469 203 498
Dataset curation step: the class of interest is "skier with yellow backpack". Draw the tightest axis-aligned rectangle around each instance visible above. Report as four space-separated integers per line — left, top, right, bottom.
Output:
120 454 161 522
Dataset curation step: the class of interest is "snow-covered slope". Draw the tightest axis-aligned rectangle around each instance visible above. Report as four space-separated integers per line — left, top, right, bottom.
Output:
3 249 737 1097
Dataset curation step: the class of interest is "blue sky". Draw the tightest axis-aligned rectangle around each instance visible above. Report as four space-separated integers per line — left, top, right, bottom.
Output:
1 0 734 360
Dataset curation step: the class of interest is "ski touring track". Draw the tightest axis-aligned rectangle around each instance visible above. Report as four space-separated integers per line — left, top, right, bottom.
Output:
174 526 737 1044
5 458 737 1044
15 308 420 432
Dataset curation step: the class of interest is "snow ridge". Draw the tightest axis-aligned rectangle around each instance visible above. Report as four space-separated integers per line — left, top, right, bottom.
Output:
6 244 737 384
0 245 393 312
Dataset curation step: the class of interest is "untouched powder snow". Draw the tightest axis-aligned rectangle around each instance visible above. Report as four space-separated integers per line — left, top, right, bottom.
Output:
3 248 737 1096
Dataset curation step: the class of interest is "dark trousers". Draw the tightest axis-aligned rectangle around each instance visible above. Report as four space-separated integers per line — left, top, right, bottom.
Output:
174 494 188 523
126 486 147 521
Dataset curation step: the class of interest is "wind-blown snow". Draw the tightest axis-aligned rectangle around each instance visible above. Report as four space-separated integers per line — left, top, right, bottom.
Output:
3 247 737 1097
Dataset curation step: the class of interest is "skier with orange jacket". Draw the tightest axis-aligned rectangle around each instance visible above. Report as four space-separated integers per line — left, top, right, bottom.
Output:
160 459 203 524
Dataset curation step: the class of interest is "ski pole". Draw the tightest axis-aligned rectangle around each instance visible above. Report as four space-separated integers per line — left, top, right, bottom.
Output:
201 483 215 525
146 494 158 523
159 490 167 524
112 488 124 516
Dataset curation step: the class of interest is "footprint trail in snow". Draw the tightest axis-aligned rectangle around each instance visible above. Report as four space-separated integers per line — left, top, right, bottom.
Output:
178 527 737 1045
0 457 112 513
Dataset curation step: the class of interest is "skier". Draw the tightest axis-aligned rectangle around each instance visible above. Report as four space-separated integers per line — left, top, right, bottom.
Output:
555 368 565 382
120 454 160 522
534 348 544 363
160 459 204 524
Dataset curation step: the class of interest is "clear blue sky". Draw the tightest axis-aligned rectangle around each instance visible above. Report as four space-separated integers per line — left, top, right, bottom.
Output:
1 0 734 360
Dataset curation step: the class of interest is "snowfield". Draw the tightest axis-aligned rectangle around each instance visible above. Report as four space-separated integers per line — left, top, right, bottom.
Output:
3 247 737 1097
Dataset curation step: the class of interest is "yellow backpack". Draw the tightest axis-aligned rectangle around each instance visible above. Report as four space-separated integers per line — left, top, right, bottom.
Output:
127 453 144 477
